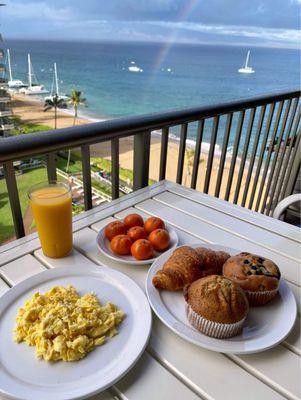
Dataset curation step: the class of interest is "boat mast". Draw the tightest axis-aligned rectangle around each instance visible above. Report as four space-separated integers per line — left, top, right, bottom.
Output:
7 49 13 81
54 62 59 96
245 51 250 68
27 53 32 88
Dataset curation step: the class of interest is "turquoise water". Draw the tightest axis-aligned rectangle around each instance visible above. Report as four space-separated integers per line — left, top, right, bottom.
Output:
3 39 300 147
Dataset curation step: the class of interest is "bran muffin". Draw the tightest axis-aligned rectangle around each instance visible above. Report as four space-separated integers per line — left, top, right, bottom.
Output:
184 275 249 338
223 252 281 306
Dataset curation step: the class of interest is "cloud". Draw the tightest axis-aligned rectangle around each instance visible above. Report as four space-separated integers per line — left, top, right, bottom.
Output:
3 1 73 22
145 20 301 45
0 0 300 48
2 0 300 29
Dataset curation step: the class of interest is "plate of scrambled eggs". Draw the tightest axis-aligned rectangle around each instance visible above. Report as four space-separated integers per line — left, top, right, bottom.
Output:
0 264 152 400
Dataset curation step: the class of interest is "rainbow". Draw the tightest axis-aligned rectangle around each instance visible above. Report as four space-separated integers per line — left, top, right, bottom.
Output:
152 0 198 71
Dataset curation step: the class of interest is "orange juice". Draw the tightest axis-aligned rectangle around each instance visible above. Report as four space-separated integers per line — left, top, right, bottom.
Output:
29 183 72 258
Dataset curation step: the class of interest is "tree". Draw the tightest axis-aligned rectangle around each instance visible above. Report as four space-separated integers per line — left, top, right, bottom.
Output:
68 89 87 126
184 148 195 186
66 90 87 172
44 94 66 129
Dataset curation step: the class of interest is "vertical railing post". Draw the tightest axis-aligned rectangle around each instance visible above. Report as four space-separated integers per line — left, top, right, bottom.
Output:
233 108 256 204
215 113 233 198
81 144 92 210
224 110 245 201
111 138 120 200
46 152 57 182
256 101 284 212
3 162 25 238
250 103 275 211
176 123 188 184
203 116 219 194
159 127 169 181
279 108 301 201
262 99 292 215
242 105 266 208
133 131 151 191
191 120 205 189
283 129 301 198
270 98 299 209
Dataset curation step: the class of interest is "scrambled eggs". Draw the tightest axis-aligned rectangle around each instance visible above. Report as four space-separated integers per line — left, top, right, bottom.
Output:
14 286 124 362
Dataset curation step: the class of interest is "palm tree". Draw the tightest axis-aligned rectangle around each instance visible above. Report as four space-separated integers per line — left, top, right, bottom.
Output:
66 90 87 172
68 89 87 126
44 94 66 129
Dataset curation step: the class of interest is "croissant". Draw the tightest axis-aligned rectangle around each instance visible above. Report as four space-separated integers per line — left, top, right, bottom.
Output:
152 246 231 291
195 247 230 277
152 246 203 291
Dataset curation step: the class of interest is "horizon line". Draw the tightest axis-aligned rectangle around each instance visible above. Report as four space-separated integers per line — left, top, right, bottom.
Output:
2 36 300 50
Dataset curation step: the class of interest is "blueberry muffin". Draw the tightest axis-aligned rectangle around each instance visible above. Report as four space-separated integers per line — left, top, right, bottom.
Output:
223 252 281 306
184 275 249 338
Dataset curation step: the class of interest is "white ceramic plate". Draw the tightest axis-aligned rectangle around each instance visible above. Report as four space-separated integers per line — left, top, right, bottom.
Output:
146 243 297 354
0 265 152 400
97 224 178 266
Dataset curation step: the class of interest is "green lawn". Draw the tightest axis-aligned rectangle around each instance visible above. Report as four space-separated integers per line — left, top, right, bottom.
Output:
91 156 156 186
10 116 51 135
1 118 158 244
56 151 156 187
0 167 49 244
56 154 83 174
91 178 112 197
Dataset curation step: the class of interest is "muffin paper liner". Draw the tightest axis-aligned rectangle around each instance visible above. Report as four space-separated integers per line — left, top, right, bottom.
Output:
185 303 247 339
245 288 278 306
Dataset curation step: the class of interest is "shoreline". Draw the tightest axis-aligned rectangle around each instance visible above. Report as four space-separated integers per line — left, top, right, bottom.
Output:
12 93 220 154
11 93 259 204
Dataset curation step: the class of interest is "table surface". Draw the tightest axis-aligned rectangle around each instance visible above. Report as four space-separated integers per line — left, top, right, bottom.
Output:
0 180 300 400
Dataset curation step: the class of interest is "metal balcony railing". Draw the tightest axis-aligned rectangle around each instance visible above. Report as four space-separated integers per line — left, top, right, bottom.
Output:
0 89 300 240
0 109 12 117
0 96 10 103
1 123 14 131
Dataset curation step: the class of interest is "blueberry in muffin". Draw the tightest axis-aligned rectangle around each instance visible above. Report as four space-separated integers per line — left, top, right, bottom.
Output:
223 252 280 306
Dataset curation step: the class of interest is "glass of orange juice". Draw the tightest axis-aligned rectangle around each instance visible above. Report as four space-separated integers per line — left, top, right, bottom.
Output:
28 181 72 258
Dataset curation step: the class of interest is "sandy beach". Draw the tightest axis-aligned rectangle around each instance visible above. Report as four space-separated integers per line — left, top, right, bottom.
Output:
11 94 259 206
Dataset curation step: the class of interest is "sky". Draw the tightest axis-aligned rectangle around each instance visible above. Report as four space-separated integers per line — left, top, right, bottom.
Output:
0 0 300 48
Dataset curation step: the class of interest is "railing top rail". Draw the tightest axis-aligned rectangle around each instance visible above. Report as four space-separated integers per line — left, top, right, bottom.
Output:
0 89 299 163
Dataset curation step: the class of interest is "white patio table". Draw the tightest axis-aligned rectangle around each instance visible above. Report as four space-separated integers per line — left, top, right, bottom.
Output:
0 180 300 400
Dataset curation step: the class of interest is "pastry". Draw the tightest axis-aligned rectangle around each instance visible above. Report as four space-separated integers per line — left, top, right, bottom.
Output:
152 246 231 291
223 252 281 305
184 275 249 338
195 247 230 276
152 246 203 291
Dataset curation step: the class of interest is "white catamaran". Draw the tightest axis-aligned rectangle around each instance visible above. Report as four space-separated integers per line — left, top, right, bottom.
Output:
7 49 27 88
44 62 69 102
128 61 143 73
238 51 255 74
19 54 49 94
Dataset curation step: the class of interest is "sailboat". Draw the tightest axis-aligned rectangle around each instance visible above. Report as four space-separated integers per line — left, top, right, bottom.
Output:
44 62 69 102
7 49 27 88
238 51 255 74
19 54 49 94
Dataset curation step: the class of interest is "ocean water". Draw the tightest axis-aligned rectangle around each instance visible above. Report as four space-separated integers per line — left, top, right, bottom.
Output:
3 39 300 148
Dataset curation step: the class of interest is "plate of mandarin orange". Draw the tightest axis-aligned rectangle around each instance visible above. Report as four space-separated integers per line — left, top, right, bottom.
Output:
96 214 178 265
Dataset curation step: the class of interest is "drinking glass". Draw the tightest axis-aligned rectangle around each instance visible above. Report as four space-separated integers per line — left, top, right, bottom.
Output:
28 181 72 258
